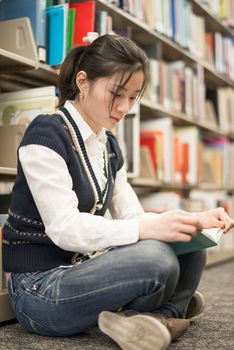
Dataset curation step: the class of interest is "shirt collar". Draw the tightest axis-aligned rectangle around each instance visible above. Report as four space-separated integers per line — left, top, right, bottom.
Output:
63 100 107 145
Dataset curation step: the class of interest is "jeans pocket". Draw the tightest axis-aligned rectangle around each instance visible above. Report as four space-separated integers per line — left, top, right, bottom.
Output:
19 310 59 336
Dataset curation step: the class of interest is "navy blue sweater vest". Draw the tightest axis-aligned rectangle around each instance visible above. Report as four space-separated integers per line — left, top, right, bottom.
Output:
3 111 124 272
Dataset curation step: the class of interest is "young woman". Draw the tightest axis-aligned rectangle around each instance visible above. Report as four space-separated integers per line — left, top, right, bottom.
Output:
3 34 233 350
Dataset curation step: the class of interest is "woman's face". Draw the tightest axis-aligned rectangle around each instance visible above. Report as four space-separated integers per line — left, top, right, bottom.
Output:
78 70 145 133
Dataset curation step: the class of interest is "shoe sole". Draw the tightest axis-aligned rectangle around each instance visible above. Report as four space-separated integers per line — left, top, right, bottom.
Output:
98 311 171 350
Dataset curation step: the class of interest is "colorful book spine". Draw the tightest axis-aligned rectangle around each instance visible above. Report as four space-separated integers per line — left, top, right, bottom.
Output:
67 8 76 53
69 1 96 47
46 4 68 66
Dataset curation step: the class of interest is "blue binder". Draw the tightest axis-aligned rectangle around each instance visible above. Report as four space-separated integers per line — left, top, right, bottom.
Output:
46 5 66 66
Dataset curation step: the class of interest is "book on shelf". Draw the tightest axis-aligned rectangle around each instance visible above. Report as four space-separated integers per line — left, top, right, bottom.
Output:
140 130 164 181
141 117 173 183
202 137 230 188
115 105 140 178
174 126 200 185
0 86 57 125
95 10 115 36
138 147 156 179
69 1 96 47
67 8 76 53
171 227 224 256
46 4 69 66
217 87 234 133
0 86 57 168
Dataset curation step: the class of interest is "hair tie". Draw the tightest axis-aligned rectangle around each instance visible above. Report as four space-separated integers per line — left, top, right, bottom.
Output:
82 32 99 44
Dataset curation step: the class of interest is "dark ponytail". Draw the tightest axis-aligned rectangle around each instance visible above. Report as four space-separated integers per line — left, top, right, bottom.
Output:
57 34 149 107
57 46 86 107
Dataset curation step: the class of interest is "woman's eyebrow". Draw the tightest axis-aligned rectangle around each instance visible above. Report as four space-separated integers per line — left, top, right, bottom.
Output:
111 84 141 93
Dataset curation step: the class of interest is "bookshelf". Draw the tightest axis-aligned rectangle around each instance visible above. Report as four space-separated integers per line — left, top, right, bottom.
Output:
0 18 57 323
93 0 234 264
1 0 234 321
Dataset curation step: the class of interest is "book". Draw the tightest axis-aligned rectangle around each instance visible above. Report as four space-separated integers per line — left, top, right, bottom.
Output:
69 1 96 47
174 126 200 185
141 118 173 183
0 86 57 125
139 146 156 179
171 227 224 255
67 8 76 53
46 4 68 66
116 105 140 178
140 130 164 181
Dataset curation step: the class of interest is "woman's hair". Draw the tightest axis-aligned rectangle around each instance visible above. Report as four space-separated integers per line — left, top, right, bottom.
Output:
57 34 149 108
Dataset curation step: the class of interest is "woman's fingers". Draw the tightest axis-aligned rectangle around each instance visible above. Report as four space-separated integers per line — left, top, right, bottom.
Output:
172 232 193 243
215 208 233 232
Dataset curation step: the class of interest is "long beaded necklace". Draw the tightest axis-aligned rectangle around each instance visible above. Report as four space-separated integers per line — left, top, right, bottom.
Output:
56 107 110 214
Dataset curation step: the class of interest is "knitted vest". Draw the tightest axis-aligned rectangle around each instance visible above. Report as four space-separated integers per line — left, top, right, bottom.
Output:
3 108 124 272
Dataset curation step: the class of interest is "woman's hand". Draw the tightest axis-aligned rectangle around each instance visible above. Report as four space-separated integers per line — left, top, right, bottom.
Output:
139 209 199 243
139 207 234 244
195 207 234 233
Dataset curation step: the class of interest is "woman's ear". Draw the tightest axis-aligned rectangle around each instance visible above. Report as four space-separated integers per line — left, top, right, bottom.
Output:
75 71 88 95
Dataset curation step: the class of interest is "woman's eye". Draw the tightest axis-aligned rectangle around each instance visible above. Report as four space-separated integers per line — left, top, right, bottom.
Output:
111 91 121 97
130 96 137 101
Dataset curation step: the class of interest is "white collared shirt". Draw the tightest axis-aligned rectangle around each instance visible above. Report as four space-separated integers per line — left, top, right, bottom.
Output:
19 100 157 253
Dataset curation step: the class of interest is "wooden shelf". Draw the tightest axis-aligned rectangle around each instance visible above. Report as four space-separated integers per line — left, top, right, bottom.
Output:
0 48 36 73
0 168 16 185
130 177 234 193
0 17 58 92
140 99 234 139
0 50 58 92
0 290 15 323
0 167 17 176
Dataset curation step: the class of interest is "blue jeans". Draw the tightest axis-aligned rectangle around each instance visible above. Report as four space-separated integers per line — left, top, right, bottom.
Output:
7 240 206 336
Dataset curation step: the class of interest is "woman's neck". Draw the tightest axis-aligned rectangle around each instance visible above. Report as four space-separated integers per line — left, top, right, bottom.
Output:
73 100 101 134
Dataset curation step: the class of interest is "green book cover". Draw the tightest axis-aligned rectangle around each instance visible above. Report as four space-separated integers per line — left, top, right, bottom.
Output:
171 227 224 256
67 8 76 53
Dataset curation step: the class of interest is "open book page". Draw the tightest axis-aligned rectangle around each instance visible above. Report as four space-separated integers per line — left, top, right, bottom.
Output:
171 227 224 256
201 227 223 242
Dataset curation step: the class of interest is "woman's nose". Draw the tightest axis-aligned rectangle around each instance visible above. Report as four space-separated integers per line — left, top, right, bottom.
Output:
116 99 130 115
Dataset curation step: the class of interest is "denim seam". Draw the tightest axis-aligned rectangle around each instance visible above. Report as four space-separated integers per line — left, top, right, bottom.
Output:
19 310 61 336
24 278 161 304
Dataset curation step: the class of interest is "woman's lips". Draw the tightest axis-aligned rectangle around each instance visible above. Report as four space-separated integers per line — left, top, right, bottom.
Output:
110 116 120 124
